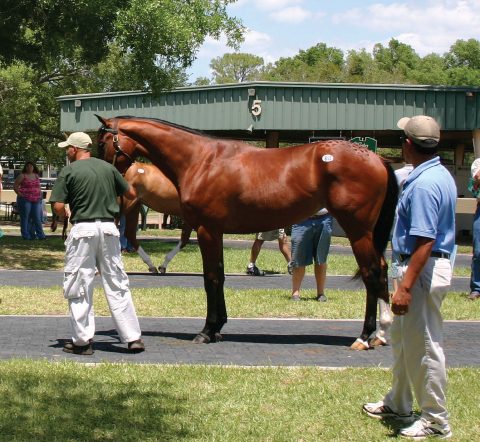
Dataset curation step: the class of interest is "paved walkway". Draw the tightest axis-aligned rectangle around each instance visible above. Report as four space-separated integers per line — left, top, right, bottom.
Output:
0 237 477 367
1 316 479 367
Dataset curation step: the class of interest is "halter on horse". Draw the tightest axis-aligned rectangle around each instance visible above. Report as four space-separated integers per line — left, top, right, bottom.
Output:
97 115 398 350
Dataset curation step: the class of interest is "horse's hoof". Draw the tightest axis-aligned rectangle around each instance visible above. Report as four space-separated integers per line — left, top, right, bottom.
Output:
214 332 223 342
350 338 369 351
369 337 387 348
148 266 159 274
158 266 167 274
193 333 211 344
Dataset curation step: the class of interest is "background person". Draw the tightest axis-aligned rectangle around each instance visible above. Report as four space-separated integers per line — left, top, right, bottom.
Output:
391 162 414 292
246 228 292 276
13 161 46 240
468 157 480 300
290 209 332 301
363 115 455 440
50 132 144 355
119 214 136 253
0 163 3 237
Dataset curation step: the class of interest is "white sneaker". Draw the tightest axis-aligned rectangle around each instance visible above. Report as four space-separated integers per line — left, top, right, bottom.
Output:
287 261 294 275
362 400 414 422
399 418 452 439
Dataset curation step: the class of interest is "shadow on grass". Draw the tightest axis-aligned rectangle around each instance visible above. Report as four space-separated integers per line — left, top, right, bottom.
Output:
0 235 66 270
0 363 191 441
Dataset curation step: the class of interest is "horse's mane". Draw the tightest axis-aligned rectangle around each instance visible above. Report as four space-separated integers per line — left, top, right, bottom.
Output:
115 115 212 138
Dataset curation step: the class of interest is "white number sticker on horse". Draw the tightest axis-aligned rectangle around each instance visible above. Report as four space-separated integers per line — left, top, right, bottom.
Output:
322 154 334 162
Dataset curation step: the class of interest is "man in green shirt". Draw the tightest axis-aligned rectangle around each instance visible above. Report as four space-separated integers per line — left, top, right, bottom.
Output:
50 132 144 355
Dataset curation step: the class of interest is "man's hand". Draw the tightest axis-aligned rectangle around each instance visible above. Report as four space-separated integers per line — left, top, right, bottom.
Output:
391 285 412 315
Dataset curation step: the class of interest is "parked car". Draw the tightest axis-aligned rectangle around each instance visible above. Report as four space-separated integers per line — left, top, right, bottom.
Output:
1 179 14 190
40 178 56 190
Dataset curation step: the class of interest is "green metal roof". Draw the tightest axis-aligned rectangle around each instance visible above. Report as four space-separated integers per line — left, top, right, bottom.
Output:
57 81 480 147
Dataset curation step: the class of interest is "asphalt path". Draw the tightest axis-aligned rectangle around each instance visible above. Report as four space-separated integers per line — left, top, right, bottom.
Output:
0 239 471 291
0 236 477 367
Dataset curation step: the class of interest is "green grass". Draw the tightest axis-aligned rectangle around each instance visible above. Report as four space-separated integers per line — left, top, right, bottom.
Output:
0 361 477 441
1 286 479 320
0 233 471 276
0 230 476 319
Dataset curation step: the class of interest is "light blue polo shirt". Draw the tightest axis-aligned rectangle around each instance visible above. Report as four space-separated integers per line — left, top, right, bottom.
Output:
392 156 457 255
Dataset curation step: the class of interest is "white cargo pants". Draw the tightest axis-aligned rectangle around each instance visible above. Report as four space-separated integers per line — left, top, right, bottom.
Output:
63 220 141 346
383 256 452 429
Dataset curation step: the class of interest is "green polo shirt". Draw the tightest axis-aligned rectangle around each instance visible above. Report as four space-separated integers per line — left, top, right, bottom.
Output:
50 157 129 222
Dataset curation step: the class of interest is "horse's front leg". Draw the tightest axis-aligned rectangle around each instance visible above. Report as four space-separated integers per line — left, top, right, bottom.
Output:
350 239 390 351
193 226 226 344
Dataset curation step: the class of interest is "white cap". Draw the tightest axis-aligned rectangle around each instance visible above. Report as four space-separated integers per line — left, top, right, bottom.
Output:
58 132 92 150
397 115 440 149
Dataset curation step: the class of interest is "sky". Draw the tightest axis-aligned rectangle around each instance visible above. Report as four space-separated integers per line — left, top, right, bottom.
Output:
186 0 480 82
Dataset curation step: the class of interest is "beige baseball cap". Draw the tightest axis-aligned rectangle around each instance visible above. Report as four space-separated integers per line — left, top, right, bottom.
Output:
58 132 92 150
397 115 440 148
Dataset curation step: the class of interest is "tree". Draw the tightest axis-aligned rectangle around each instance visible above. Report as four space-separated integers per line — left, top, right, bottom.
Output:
372 39 420 82
0 0 245 164
410 54 448 85
343 49 386 83
444 39 480 86
262 43 344 83
0 0 244 93
210 53 264 83
296 43 344 68
0 62 64 167
445 39 480 70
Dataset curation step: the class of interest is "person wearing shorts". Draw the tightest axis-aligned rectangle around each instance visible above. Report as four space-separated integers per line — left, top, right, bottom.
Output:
290 209 332 301
246 228 292 276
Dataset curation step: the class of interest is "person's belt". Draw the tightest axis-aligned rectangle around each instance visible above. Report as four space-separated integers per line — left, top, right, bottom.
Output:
71 218 114 225
399 251 450 262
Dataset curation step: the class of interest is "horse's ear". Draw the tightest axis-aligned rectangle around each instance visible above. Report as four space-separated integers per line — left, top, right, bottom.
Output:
95 114 107 125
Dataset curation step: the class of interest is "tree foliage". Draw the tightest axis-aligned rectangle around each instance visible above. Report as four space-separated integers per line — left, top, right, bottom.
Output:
0 0 244 166
210 53 264 83
209 38 480 89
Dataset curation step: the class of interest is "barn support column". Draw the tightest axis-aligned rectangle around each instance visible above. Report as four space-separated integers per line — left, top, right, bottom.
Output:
266 131 279 149
455 143 465 166
474 129 480 158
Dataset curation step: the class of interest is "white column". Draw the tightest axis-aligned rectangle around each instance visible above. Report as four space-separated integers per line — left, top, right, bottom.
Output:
473 129 480 158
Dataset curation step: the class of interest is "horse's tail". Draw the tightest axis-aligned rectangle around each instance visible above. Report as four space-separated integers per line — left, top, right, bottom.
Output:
373 161 399 256
353 161 398 279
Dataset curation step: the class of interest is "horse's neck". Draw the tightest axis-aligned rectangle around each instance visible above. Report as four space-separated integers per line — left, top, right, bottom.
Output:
127 121 204 179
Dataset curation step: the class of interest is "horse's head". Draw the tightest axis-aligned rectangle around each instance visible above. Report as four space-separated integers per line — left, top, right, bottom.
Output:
95 114 137 174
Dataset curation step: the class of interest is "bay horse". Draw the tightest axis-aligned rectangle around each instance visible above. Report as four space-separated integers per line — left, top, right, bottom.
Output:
121 162 193 273
96 115 399 350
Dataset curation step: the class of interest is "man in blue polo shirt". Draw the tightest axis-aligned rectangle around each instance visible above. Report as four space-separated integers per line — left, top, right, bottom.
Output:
363 116 456 439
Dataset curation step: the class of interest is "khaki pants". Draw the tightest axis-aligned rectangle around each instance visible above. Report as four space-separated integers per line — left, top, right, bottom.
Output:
383 257 452 429
63 221 141 346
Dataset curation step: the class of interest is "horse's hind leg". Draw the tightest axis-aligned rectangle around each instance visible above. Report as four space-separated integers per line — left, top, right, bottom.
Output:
158 224 193 273
125 204 158 273
369 255 393 347
369 297 392 347
349 235 390 351
193 226 227 344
